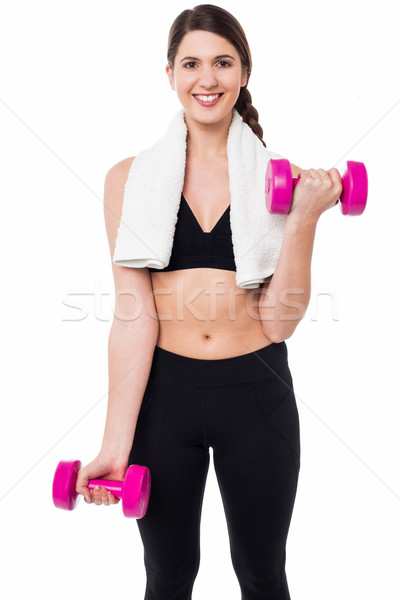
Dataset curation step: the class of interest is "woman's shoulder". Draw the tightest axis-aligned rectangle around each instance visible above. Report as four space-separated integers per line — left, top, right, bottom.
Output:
106 156 136 184
103 157 136 256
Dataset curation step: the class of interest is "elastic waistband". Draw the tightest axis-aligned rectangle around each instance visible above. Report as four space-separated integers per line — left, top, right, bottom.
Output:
149 341 289 388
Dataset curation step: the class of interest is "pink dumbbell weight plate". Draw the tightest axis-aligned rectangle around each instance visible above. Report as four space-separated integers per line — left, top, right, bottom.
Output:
265 158 368 216
52 459 151 519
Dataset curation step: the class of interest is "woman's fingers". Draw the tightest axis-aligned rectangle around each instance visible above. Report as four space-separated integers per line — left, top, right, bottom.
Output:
101 487 110 505
94 485 109 505
85 485 119 505
93 486 102 505
328 167 343 197
300 167 341 193
292 166 344 218
301 167 342 188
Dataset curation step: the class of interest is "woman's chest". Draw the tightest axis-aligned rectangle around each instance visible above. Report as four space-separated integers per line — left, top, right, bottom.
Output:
182 157 231 233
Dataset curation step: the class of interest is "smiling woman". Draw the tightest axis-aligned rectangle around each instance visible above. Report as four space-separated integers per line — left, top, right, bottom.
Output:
166 27 249 137
74 4 342 600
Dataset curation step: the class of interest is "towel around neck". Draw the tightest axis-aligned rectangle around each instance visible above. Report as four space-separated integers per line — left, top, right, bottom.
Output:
113 107 288 289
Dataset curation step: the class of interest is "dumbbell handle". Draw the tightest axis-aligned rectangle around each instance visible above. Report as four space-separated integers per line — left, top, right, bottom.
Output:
289 169 347 194
286 171 346 203
88 478 123 499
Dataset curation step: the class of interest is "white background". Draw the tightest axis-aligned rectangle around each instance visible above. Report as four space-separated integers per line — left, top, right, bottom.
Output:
1 0 399 598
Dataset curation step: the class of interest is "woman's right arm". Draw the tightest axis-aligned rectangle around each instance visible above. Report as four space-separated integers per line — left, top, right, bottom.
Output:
100 156 160 463
76 157 159 504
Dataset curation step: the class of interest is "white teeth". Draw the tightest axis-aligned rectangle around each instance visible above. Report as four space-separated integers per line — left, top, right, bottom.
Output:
194 94 221 102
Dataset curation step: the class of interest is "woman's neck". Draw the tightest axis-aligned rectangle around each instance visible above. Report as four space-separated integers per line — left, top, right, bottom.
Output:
184 110 233 160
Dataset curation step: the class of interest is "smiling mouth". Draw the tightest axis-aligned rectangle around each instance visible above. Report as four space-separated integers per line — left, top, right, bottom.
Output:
192 93 224 104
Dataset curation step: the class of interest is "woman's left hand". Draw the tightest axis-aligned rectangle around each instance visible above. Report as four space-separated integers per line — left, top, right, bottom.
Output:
288 167 343 222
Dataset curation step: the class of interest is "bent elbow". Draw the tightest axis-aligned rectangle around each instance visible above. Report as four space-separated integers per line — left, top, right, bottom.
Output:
263 327 284 344
263 324 297 344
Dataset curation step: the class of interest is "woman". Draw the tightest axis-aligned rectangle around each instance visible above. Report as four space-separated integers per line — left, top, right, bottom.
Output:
76 4 342 599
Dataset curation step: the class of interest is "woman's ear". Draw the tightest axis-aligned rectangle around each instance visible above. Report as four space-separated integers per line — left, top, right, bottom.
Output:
165 65 175 91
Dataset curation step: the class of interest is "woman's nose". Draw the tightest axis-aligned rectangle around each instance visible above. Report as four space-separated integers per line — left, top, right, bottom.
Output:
196 67 218 87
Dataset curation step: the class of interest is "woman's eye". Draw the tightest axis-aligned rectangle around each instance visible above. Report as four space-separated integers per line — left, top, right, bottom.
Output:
183 61 231 69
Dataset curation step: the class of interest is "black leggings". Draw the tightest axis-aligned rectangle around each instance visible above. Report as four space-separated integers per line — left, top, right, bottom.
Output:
128 340 301 600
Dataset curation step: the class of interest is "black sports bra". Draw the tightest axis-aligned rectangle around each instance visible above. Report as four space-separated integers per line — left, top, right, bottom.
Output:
148 194 236 273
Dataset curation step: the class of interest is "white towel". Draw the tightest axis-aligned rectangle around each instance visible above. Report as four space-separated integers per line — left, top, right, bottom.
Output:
113 107 288 289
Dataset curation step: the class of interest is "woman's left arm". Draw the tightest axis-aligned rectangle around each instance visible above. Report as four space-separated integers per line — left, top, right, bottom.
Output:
258 163 343 343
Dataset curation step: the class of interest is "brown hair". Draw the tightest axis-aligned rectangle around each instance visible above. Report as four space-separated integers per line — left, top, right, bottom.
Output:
167 4 267 148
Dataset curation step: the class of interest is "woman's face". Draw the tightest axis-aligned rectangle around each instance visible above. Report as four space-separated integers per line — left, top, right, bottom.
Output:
166 29 248 124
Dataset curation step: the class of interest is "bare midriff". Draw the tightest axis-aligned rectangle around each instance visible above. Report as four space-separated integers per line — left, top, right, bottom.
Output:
150 268 273 360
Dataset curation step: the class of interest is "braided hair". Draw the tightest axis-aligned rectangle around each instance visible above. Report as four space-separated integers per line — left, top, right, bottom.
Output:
234 86 266 148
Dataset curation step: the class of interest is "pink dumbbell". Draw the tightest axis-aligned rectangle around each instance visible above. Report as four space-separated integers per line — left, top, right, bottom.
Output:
52 459 151 519
265 158 368 215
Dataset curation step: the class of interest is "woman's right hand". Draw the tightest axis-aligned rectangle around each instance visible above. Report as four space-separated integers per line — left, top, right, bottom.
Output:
289 167 343 222
75 454 129 507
